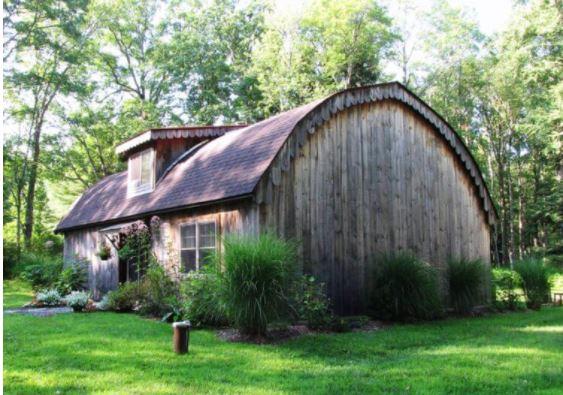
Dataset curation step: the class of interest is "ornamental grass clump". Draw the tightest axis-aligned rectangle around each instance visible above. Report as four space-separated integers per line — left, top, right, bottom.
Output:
220 234 297 336
514 258 551 310
370 253 442 321
447 258 486 314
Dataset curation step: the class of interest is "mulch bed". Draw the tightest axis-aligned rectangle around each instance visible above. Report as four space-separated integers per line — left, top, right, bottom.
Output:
217 320 386 344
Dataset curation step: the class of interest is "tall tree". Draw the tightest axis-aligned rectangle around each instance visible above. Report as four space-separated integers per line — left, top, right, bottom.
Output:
165 0 266 124
4 0 94 247
252 0 396 116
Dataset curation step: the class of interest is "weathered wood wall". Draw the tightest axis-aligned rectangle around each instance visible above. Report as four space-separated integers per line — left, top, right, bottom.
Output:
153 201 259 272
256 100 491 314
63 227 119 299
155 138 202 180
63 200 258 297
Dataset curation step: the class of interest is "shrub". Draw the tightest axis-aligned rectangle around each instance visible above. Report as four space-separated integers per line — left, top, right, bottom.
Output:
97 294 111 311
292 275 332 330
447 259 486 313
369 253 442 321
181 264 228 327
3 242 19 279
36 289 63 306
138 262 179 318
65 291 90 312
56 260 88 295
492 268 522 310
220 234 297 336
20 254 63 291
514 258 551 310
106 282 142 312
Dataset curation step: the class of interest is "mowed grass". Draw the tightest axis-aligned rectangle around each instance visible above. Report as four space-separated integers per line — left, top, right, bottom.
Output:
3 279 34 309
3 281 563 394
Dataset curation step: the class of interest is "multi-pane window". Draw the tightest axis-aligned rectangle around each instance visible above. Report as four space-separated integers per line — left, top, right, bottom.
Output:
128 148 154 196
180 221 216 273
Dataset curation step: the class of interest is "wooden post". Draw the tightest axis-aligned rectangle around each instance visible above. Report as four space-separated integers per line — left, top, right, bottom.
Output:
173 321 191 354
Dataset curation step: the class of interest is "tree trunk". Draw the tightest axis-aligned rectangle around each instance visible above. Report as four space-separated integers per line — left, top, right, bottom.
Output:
23 122 42 248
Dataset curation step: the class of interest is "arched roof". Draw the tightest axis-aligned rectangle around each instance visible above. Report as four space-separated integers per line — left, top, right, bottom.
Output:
56 82 496 232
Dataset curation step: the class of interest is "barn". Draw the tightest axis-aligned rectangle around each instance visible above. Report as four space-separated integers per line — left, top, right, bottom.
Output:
56 82 497 314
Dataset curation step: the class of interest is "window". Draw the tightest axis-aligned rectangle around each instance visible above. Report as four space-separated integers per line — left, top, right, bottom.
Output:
128 148 154 196
180 221 216 273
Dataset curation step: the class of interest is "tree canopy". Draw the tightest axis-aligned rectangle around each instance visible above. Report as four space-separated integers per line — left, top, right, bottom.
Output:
3 0 561 266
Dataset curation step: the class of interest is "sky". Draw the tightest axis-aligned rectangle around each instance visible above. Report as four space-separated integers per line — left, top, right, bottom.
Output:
453 0 513 35
275 0 515 36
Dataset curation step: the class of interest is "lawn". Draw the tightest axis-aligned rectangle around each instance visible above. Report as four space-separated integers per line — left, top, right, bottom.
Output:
3 279 34 309
3 281 562 394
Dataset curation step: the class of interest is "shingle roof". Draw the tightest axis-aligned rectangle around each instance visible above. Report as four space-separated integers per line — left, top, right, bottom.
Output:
55 98 322 232
56 82 497 232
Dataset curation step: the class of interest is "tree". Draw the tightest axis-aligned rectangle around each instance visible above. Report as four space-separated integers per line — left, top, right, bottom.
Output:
4 0 94 247
91 0 175 124
165 0 266 124
252 0 396 116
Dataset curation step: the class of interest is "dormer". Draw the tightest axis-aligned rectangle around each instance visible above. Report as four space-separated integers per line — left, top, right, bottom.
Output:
127 147 155 197
116 125 246 198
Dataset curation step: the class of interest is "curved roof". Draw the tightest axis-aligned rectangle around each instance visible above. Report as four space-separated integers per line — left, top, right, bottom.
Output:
56 82 496 232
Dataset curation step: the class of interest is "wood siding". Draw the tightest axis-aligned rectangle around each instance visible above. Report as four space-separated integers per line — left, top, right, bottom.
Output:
256 100 491 314
152 202 259 271
63 227 119 299
63 200 258 298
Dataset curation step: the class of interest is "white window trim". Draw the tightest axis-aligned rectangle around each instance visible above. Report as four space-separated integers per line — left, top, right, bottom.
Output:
127 148 155 198
179 220 217 273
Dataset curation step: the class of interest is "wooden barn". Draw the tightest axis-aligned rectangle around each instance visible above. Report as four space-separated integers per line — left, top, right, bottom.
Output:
56 82 497 314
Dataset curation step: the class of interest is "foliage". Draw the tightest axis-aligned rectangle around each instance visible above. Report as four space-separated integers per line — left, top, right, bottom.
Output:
492 268 523 310
292 275 333 330
369 253 443 321
219 234 297 336
447 259 486 313
97 243 111 260
97 293 111 311
514 258 551 310
252 0 395 116
180 264 229 328
64 291 90 312
3 241 19 279
118 221 152 281
35 289 63 307
55 260 88 295
138 262 179 318
19 253 64 291
106 282 142 312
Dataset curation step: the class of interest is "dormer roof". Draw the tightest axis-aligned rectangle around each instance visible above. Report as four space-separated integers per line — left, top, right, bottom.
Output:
115 125 247 157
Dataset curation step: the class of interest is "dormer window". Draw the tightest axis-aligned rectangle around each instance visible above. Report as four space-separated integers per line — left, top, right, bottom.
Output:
128 148 154 197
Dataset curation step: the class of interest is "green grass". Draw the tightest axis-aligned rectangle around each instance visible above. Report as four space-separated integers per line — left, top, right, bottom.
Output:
3 279 34 309
4 295 562 394
551 273 563 293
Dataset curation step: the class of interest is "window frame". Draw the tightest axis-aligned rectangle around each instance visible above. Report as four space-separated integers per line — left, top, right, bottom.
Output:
127 147 155 197
179 220 217 274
